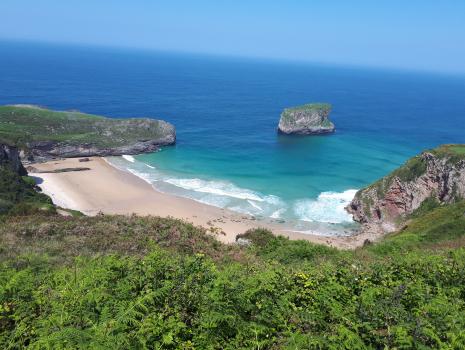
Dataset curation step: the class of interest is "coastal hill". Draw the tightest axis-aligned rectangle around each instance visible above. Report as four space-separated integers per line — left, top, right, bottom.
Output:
1 141 465 348
347 144 465 231
277 103 335 135
0 105 176 161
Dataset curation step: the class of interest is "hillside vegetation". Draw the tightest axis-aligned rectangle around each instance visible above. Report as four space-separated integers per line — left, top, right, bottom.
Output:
280 103 332 123
0 162 54 217
0 105 175 150
1 209 465 349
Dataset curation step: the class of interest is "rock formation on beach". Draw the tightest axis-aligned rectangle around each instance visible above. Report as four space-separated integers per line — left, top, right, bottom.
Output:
0 105 176 161
0 144 27 175
277 103 334 135
347 145 465 231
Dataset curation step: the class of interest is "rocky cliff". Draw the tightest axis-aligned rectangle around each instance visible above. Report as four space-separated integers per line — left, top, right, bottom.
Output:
278 103 334 135
0 144 26 175
0 105 176 161
0 142 56 215
347 145 465 231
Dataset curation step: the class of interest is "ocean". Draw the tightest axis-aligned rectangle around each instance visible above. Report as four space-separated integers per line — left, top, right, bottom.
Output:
1 41 465 235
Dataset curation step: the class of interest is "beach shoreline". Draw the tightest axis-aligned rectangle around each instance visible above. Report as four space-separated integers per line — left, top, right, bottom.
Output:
30 157 384 249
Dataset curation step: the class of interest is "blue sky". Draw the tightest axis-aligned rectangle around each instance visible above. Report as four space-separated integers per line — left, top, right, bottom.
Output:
0 0 464 73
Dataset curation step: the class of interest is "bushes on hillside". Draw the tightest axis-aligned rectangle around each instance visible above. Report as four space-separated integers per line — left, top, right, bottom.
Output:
1 237 465 348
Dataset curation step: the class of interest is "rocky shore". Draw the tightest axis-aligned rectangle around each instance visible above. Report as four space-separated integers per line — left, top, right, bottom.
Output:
0 144 26 175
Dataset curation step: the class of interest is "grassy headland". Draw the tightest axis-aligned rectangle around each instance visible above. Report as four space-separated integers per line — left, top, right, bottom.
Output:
0 105 175 154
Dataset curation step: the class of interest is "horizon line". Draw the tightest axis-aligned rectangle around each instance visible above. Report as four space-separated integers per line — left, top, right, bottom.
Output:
1 37 464 79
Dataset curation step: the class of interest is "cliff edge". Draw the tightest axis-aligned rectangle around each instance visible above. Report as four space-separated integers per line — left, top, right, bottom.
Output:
0 105 176 161
347 144 465 231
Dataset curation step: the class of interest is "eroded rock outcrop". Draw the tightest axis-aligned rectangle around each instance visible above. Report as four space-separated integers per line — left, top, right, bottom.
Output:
347 145 465 231
278 103 334 135
0 144 27 175
0 105 176 162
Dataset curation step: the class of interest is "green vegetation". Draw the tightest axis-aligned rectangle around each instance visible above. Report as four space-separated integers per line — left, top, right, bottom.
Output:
280 103 332 123
283 103 331 113
366 200 465 255
0 105 172 149
390 155 427 183
0 165 54 217
431 144 465 157
1 201 465 348
364 155 428 201
431 144 465 165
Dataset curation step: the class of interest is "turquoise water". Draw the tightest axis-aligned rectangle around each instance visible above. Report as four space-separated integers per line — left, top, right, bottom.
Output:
1 42 465 234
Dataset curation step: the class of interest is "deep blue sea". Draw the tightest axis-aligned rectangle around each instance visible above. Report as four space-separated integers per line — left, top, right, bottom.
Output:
1 41 465 234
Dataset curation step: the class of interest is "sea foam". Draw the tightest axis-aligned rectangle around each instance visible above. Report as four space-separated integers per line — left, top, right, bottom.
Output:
122 155 135 163
164 177 265 202
109 155 357 228
293 189 357 224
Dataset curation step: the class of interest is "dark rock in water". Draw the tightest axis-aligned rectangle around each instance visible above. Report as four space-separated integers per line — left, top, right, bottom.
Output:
29 167 91 174
278 103 334 135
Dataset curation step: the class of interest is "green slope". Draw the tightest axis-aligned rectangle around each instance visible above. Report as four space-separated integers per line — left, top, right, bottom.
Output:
0 105 174 148
1 204 465 348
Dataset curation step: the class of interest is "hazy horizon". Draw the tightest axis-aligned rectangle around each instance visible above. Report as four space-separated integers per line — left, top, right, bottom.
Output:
1 1 465 74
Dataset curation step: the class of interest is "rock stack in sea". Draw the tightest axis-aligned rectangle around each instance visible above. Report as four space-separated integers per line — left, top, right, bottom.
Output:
277 103 334 135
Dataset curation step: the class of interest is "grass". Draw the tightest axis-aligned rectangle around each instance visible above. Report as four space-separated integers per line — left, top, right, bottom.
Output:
0 214 247 266
431 144 465 165
432 144 465 156
283 103 331 113
366 200 465 255
0 105 173 149
280 103 332 124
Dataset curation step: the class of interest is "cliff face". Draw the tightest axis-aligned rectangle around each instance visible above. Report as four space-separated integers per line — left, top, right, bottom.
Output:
0 144 27 175
347 145 465 230
26 118 175 161
0 105 176 161
278 103 334 135
26 138 173 160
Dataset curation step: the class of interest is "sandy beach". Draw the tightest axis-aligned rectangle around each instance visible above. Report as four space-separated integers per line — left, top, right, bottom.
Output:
29 157 384 248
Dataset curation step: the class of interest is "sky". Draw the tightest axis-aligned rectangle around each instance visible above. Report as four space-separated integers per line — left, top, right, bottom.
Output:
0 0 464 74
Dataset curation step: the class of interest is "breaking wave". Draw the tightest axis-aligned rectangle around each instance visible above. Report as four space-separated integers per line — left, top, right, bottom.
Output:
122 155 135 163
293 189 358 224
106 155 358 229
